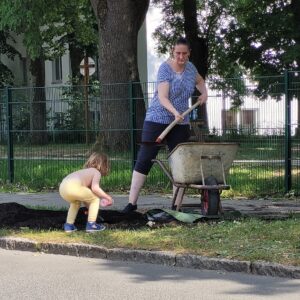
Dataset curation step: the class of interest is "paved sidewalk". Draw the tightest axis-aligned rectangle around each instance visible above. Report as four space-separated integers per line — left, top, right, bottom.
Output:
1 191 300 218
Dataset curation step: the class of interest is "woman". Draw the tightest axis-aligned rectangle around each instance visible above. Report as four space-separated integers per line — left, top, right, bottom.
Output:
122 37 208 213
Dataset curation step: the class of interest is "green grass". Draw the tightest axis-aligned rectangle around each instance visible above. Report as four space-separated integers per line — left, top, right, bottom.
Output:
0 158 290 197
1 138 300 196
1 217 300 266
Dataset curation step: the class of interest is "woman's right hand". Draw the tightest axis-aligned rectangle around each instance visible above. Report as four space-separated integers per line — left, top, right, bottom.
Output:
174 111 184 122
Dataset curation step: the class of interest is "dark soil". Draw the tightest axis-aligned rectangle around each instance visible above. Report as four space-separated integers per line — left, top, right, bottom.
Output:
0 203 148 231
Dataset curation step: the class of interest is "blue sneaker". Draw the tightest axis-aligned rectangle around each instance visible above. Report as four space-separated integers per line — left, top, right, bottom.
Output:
64 223 77 233
86 222 106 233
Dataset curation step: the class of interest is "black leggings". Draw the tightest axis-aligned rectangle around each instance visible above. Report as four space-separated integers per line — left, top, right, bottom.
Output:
134 121 190 175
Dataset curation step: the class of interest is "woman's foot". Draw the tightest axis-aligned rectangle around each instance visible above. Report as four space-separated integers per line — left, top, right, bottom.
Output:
122 203 137 213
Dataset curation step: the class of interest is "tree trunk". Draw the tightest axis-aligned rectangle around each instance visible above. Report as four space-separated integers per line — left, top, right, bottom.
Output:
182 0 209 141
69 42 84 79
90 0 149 150
30 57 48 145
291 0 300 136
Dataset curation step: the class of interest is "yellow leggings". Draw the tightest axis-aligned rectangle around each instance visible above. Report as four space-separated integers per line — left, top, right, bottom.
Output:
59 178 100 224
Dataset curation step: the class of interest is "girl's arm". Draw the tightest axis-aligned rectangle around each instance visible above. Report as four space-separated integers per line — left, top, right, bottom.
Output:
90 172 112 201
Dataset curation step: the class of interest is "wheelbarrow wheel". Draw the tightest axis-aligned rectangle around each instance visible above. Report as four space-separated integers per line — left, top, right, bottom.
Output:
201 176 220 216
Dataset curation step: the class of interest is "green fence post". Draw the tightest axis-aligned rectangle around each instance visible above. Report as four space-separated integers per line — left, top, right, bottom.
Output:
284 70 291 193
129 81 137 171
5 86 14 183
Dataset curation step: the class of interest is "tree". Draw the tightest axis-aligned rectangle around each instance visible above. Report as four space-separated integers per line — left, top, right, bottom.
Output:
182 0 209 133
47 0 98 78
0 0 98 144
152 0 220 132
152 0 300 129
221 0 300 133
90 0 149 150
0 30 19 87
0 0 49 143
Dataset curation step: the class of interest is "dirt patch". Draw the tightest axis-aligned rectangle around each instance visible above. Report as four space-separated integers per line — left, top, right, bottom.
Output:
0 203 148 230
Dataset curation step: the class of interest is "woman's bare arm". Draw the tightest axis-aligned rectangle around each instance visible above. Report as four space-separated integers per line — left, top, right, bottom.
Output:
195 73 208 105
157 82 184 121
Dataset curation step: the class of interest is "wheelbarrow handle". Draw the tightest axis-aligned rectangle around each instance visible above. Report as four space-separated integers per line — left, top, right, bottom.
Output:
155 101 201 143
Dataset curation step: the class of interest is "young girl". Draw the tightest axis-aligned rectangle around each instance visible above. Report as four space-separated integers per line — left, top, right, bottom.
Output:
59 152 113 233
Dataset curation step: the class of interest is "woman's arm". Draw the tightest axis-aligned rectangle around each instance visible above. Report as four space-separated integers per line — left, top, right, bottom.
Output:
158 82 184 121
195 73 208 105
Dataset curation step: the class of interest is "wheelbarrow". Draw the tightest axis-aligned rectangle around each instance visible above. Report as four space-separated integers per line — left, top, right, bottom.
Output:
152 142 239 215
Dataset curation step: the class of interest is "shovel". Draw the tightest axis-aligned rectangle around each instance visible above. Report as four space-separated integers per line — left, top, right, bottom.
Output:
155 101 201 143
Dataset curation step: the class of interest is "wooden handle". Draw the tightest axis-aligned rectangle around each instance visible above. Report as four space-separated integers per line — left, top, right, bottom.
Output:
155 101 201 143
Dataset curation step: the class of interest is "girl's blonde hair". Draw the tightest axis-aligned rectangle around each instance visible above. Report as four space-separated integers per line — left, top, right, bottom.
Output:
84 152 109 176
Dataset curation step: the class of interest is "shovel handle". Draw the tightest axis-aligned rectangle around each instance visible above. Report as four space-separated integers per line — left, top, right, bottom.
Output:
155 101 201 143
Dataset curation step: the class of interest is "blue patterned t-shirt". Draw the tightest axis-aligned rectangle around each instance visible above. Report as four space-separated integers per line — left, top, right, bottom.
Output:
145 61 198 124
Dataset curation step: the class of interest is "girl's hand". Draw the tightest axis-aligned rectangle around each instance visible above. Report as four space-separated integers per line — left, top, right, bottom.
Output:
100 196 114 207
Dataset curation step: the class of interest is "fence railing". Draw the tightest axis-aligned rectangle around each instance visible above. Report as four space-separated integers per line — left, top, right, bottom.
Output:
0 71 300 196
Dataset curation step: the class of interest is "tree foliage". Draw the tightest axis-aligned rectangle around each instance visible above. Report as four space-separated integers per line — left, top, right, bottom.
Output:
0 30 19 86
152 0 300 106
0 0 98 79
0 0 98 144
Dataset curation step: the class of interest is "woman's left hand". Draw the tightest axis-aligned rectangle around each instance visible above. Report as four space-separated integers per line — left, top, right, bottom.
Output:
197 93 208 105
195 73 208 105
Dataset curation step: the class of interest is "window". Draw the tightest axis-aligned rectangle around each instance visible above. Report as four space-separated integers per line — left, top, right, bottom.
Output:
241 109 256 129
52 57 62 83
222 109 238 133
222 109 257 135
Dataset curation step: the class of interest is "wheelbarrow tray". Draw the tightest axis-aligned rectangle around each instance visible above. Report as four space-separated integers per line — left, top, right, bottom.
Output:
168 142 239 184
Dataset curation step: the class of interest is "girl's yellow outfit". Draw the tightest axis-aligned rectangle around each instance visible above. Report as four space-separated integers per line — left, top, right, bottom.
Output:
59 178 100 224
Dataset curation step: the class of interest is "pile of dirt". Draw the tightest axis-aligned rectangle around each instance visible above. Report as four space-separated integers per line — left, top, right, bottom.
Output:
0 203 147 230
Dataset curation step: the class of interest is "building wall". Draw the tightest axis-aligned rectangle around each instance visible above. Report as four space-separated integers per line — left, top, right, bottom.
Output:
1 20 149 88
0 33 31 86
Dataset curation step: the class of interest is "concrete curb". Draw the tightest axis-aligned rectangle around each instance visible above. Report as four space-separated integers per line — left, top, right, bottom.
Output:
1 237 300 279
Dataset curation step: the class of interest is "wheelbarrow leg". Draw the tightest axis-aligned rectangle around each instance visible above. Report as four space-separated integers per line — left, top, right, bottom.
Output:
171 186 180 210
172 187 186 211
218 191 223 214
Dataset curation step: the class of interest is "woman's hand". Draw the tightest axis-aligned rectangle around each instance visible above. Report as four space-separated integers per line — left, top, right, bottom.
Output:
195 73 208 105
197 93 208 105
174 111 184 122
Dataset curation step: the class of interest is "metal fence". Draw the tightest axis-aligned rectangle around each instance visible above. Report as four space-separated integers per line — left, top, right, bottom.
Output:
0 70 300 196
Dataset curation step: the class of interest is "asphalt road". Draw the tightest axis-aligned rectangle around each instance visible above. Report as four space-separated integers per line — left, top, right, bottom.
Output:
1 249 300 300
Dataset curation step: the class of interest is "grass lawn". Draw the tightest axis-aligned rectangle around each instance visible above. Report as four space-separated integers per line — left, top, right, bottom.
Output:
1 138 300 196
0 157 291 197
0 136 300 198
1 217 300 266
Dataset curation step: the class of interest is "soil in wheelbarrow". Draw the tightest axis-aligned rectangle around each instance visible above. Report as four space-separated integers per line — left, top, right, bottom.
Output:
0 202 148 230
